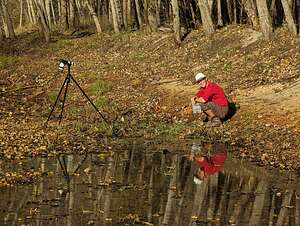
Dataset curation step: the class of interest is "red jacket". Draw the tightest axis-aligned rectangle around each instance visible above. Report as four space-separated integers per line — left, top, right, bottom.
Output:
195 152 227 176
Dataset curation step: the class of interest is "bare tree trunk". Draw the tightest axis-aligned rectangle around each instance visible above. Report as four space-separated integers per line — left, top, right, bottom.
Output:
110 0 120 32
0 24 3 40
207 0 213 14
207 174 218 220
281 0 298 35
45 0 51 27
276 190 294 226
171 0 181 43
268 192 276 226
156 0 161 26
60 0 69 30
248 180 268 226
26 0 33 24
35 0 51 42
0 0 16 38
135 0 143 27
86 1 102 32
115 0 124 30
66 155 74 226
123 0 128 29
198 0 215 35
233 0 237 24
229 176 256 225
162 155 178 225
241 0 259 28
217 0 223 26
148 0 158 31
256 0 273 39
70 0 80 30
227 0 233 23
49 0 56 25
19 0 24 28
190 2 196 26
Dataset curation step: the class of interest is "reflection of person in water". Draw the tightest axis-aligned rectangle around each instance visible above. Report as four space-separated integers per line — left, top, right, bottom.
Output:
190 143 227 184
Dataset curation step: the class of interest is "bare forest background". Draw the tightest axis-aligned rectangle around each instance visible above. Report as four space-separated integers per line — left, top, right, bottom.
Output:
0 0 299 44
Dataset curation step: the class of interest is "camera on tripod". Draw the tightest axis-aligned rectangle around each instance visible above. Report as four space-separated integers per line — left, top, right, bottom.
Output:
58 59 73 72
47 59 108 125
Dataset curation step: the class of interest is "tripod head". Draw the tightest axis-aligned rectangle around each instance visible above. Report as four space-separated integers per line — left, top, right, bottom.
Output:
58 59 74 72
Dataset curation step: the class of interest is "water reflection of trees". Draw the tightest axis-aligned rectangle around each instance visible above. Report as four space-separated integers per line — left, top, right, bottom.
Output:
1 148 300 226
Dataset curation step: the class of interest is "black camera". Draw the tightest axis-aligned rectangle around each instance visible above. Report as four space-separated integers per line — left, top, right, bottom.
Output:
58 59 73 71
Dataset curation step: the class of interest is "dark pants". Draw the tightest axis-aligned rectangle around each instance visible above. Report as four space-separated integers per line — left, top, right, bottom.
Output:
199 102 228 119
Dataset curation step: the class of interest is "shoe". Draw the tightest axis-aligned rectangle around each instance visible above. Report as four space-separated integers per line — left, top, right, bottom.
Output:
206 117 222 127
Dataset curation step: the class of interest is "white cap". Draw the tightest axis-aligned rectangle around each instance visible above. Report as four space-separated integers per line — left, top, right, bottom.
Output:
194 73 206 84
193 176 203 185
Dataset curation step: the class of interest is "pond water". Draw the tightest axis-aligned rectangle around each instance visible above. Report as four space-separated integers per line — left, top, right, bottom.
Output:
1 142 300 226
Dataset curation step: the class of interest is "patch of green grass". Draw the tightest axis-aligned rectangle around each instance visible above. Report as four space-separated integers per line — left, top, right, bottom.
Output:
47 91 59 102
50 39 75 50
89 80 112 95
0 55 19 69
93 121 111 134
95 96 110 108
156 123 184 137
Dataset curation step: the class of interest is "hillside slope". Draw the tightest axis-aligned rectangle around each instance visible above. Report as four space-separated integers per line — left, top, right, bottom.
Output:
0 25 299 175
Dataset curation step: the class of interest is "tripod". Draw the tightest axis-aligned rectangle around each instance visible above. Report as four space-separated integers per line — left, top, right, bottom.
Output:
46 59 108 124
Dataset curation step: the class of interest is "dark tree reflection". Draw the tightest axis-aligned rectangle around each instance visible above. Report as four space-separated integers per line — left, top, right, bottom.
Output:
0 143 299 226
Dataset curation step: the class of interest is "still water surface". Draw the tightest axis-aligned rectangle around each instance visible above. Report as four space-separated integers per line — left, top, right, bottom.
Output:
1 142 300 226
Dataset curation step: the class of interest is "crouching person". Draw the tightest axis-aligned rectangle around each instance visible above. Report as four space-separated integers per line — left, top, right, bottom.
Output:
191 72 229 126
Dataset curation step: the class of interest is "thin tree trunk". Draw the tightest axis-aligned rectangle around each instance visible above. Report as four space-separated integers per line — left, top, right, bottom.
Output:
248 180 268 226
110 0 120 32
156 0 161 26
50 0 57 25
233 0 237 24
35 0 51 42
70 0 80 30
171 0 181 43
1 0 16 38
207 0 213 14
241 0 259 28
229 176 256 224
45 0 51 27
217 0 223 26
86 1 102 32
0 24 3 40
123 0 128 29
268 192 276 226
162 155 178 225
281 0 298 35
134 0 143 27
148 0 158 31
19 0 24 28
60 0 68 30
227 0 233 24
190 2 196 26
276 190 294 226
256 0 273 39
66 155 74 226
198 0 215 35
26 0 33 24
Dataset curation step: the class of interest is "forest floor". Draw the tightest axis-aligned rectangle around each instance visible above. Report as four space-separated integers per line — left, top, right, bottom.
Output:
0 25 300 186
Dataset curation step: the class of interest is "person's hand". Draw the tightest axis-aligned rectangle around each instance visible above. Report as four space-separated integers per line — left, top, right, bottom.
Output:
188 154 194 161
191 96 196 104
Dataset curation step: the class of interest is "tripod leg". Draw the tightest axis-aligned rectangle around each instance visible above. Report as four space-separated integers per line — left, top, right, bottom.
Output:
46 75 69 123
70 74 108 124
59 75 71 124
